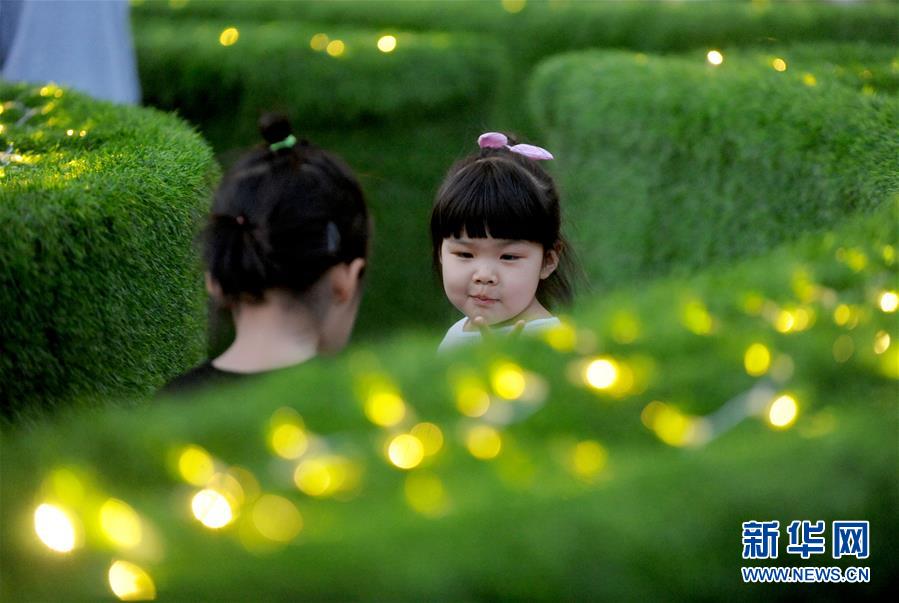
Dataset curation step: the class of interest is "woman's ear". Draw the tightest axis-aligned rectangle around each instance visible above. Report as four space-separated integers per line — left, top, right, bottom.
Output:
540 242 562 279
331 258 367 304
205 272 224 301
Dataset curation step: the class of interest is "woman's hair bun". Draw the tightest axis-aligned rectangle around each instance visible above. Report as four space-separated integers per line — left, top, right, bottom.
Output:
258 112 293 145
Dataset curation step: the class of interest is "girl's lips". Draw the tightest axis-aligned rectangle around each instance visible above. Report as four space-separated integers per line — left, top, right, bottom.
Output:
470 295 498 306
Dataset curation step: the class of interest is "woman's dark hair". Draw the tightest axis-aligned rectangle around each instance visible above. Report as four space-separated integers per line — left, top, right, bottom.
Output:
204 113 369 305
429 133 577 308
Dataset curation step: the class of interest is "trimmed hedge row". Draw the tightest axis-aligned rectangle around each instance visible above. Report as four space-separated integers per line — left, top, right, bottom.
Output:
136 19 505 147
529 44 899 288
0 82 219 421
2 195 895 599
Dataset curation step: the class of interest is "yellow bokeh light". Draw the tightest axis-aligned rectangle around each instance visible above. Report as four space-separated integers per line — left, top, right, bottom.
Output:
269 423 308 459
191 489 233 529
490 362 526 400
742 292 765 315
364 391 406 427
66 129 74 136
219 27 239 47
293 457 353 497
46 468 85 506
767 395 798 429
34 503 77 553
310 33 329 51
206 472 246 507
404 472 448 517
882 245 895 265
874 330 891 355
388 434 425 469
707 50 724 66
377 35 397 53
544 320 577 351
832 335 854 363
79 130 87 137
410 422 444 456
465 425 502 460
880 348 899 379
878 291 898 313
744 343 771 376
177 445 215 486
252 494 303 542
833 304 851 326
774 309 795 333
454 378 491 418
610 310 641 343
802 73 817 87
502 0 526 14
326 40 346 57
100 499 142 549
681 299 713 335
571 440 608 480
772 58 787 72
108 560 156 601
583 357 619 390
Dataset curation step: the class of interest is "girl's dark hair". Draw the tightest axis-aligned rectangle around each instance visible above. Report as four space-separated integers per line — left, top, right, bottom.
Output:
205 113 369 304
429 133 577 308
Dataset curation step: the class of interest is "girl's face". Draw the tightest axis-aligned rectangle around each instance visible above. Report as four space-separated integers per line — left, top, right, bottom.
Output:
440 233 558 327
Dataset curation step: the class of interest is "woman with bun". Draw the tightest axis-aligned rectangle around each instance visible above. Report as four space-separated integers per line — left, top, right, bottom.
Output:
161 114 369 394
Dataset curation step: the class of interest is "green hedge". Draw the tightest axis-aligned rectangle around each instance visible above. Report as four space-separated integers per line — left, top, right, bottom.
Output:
0 82 219 422
528 45 899 288
1 194 895 599
135 19 505 147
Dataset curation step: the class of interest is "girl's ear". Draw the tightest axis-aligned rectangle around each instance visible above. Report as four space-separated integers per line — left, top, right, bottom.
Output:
540 242 562 280
205 272 224 301
330 258 367 304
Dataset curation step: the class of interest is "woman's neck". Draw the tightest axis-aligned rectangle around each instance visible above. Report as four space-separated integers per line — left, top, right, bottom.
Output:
212 295 319 374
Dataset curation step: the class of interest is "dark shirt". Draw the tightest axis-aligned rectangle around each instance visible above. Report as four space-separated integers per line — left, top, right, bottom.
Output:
158 360 250 397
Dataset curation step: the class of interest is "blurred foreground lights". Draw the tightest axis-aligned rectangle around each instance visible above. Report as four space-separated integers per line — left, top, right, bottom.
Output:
100 499 142 549
365 391 406 427
191 489 234 529
108 560 156 601
219 27 239 47
454 377 491 418
641 402 710 447
502 0 526 14
832 304 859 328
584 357 619 390
544 320 577 351
377 35 397 53
707 50 724 66
293 456 357 497
177 444 215 486
772 58 787 72
802 73 817 87
571 440 608 481
326 40 346 57
878 291 898 313
310 33 329 51
405 472 449 517
880 348 899 379
388 434 425 469
490 362 526 400
832 335 854 363
873 331 891 354
465 425 502 460
252 495 303 542
611 310 641 344
681 299 714 335
767 395 798 429
268 408 309 459
744 343 771 377
34 504 77 553
66 129 74 136
411 422 444 456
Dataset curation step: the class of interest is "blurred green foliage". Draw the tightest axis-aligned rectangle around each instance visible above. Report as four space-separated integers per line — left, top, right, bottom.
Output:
0 82 218 422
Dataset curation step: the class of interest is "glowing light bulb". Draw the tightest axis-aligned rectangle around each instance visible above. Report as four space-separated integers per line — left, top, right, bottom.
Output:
191 489 233 529
377 35 397 53
34 504 77 553
108 560 156 601
767 395 798 429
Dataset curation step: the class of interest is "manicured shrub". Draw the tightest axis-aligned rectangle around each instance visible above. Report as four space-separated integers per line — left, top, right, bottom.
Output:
528 45 899 288
0 82 219 421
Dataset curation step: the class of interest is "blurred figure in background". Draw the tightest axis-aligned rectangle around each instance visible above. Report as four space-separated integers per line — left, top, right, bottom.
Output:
0 0 140 104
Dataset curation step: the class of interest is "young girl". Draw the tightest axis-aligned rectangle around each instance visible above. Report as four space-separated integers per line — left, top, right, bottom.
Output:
161 113 370 394
430 131 577 351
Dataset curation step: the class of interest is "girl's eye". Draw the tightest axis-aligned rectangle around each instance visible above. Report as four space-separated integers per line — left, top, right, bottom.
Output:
453 252 473 259
501 255 520 261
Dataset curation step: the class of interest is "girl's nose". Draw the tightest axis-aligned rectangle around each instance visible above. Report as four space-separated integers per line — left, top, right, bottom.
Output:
473 265 497 285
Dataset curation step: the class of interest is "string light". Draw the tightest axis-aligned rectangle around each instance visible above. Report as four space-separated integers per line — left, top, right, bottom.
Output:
364 391 406 427
501 0 526 14
772 58 787 72
99 499 142 549
191 489 233 529
465 425 502 460
108 560 156 601
310 33 329 51
767 395 798 429
219 27 239 47
34 504 77 553
377 35 397 53
388 434 425 469
326 40 346 57
744 343 771 376
707 50 724 66
878 291 898 313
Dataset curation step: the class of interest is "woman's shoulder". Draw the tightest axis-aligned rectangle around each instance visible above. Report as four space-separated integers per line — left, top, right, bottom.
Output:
158 360 244 397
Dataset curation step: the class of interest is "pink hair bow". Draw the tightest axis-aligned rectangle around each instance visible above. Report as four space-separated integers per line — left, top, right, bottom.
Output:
477 132 554 160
